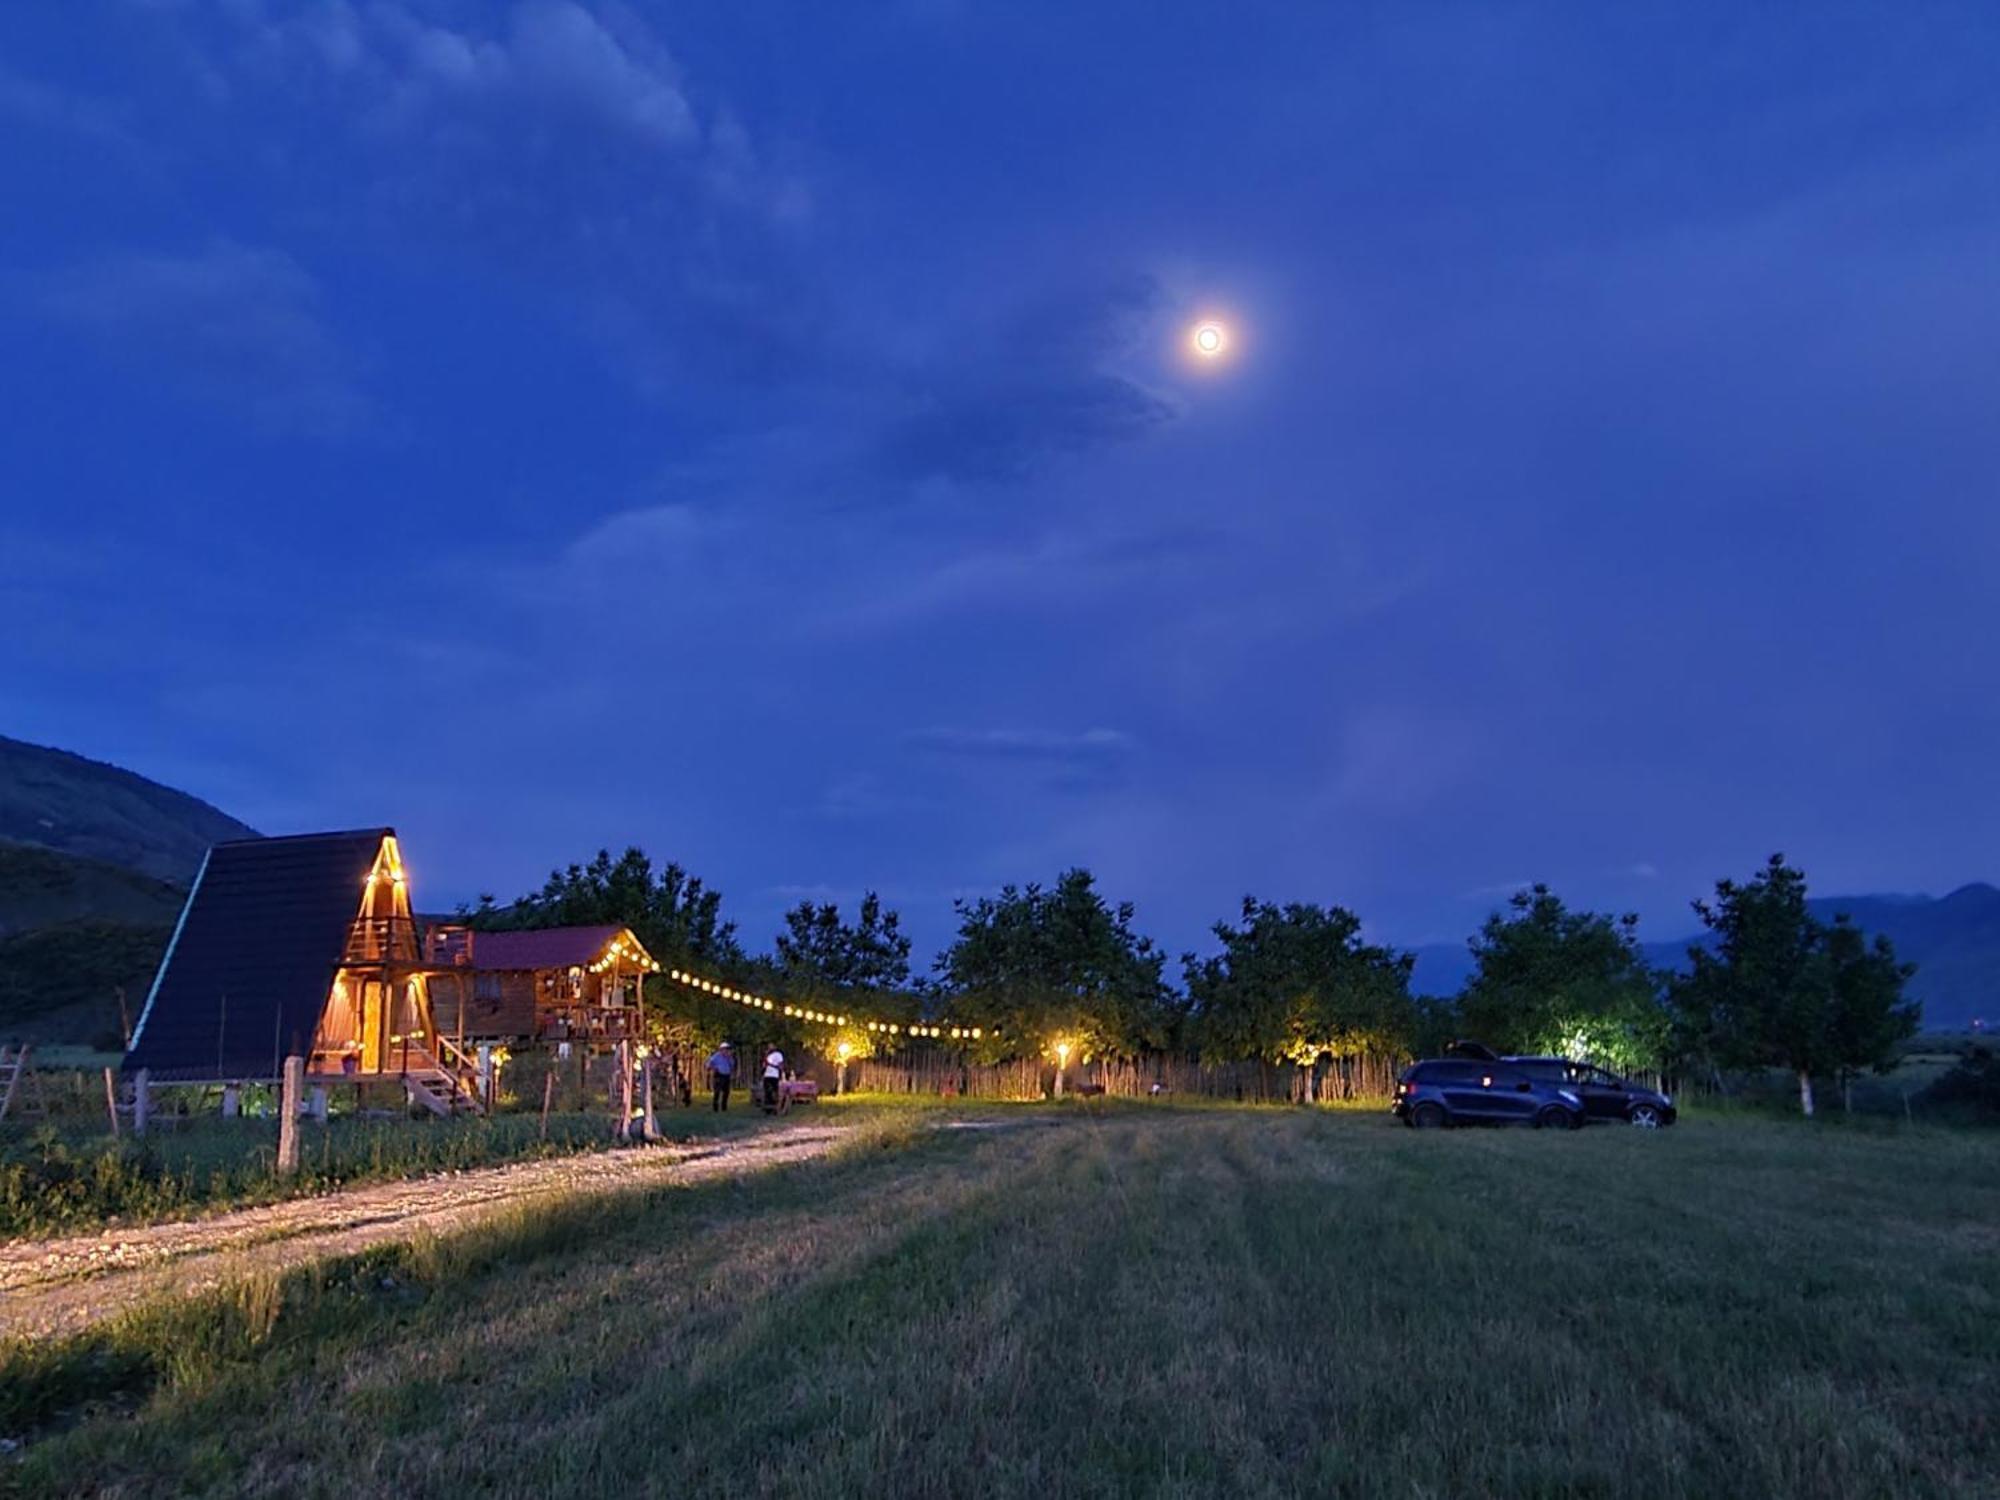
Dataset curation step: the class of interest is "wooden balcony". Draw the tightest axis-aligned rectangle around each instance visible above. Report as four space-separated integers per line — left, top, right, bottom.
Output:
344 916 424 966
538 1008 645 1043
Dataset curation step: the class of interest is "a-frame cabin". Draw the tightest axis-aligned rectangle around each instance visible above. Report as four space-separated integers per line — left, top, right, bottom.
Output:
123 829 481 1115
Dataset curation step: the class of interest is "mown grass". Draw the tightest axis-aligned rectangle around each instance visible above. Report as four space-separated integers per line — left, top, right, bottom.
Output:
0 1102 798 1238
5 1104 1998 1499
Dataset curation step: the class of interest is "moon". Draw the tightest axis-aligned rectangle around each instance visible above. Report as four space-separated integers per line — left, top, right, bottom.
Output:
1192 321 1227 357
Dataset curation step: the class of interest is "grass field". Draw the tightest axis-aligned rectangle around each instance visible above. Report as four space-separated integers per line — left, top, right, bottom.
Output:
4 1101 1997 1499
0 1103 796 1238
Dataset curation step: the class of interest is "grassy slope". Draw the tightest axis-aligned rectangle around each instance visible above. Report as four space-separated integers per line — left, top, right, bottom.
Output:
6 1103 1998 1499
0 842 185 937
0 841 183 1043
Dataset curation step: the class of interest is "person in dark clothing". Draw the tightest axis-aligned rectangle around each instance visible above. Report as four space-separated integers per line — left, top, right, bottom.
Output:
707 1042 736 1111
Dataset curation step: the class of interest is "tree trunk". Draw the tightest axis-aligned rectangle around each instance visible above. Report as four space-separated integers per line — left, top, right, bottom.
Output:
1797 1068 1815 1118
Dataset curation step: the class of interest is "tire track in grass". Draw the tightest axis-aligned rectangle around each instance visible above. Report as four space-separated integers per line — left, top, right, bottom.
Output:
0 1127 844 1341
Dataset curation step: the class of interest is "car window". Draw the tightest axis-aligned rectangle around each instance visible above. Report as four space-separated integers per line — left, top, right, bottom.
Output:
1515 1060 1565 1081
1412 1060 1473 1082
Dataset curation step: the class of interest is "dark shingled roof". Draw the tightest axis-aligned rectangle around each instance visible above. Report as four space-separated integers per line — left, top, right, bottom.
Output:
451 925 628 972
123 829 388 1082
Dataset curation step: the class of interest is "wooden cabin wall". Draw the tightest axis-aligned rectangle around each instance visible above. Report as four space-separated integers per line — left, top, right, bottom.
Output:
450 971 538 1040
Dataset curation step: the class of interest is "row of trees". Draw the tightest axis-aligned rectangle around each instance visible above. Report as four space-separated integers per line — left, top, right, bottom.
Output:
468 850 1917 1116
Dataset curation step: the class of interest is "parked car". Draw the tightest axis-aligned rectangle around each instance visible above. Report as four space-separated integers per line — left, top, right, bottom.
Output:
1504 1057 1677 1128
1392 1059 1584 1129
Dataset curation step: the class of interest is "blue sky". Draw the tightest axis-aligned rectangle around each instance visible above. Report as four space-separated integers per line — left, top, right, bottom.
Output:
5 1 1999 967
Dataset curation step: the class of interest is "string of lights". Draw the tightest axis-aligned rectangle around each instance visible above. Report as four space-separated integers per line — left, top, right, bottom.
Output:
588 935 659 975
662 967 993 1042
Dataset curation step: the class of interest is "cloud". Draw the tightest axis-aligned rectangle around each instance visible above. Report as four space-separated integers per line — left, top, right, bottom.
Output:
1460 879 1537 901
358 0 698 152
0 65 149 156
905 727 1135 763
32 240 364 434
189 0 813 391
872 273 1179 484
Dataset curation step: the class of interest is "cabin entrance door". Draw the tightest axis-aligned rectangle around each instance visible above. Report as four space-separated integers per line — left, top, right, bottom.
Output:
360 981 386 1071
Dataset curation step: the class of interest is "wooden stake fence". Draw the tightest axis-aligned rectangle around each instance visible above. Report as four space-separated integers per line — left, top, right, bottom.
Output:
849 1051 1408 1104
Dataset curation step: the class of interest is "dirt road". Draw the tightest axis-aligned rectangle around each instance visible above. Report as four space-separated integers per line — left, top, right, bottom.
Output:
0 1126 845 1342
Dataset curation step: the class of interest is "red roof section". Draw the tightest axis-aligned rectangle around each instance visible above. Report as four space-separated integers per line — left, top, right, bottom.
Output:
449 925 632 972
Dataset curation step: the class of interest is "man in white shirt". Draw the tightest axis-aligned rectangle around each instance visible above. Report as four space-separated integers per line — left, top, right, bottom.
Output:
762 1047 784 1111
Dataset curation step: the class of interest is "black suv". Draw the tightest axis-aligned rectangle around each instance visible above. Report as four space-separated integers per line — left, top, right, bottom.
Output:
1504 1058 1676 1128
1392 1059 1584 1129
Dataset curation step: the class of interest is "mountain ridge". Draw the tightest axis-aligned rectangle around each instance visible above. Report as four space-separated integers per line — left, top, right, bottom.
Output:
0 734 258 883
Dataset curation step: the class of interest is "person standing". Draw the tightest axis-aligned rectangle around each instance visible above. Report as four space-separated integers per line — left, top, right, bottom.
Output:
762 1045 784 1112
707 1042 736 1112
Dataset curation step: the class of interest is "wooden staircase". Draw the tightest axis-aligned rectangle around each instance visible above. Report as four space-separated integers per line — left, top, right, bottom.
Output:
401 1039 485 1118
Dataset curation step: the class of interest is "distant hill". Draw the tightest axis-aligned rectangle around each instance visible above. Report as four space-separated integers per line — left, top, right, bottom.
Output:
1410 884 2000 1031
0 735 255 1045
0 840 187 938
0 734 257 883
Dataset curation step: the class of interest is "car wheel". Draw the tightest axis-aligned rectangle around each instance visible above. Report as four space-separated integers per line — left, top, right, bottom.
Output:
1532 1105 1574 1130
1628 1102 1665 1129
1410 1101 1447 1129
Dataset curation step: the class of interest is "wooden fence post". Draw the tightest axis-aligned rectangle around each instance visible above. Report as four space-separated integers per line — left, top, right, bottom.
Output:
132 1068 150 1136
276 1055 304 1178
103 1067 121 1138
540 1069 556 1141
642 1059 658 1141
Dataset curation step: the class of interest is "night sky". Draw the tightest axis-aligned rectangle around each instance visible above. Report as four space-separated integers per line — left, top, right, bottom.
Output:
5 3 1998 964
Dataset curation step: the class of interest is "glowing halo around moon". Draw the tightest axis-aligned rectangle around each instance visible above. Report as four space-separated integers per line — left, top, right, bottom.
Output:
1191 320 1228 357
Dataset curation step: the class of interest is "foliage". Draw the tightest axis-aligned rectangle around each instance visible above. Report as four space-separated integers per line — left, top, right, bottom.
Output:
0 841 185 933
1823 915 1923 1105
0 919 168 1039
469 846 754 1050
470 846 743 968
1916 1044 2000 1121
775 891 912 993
932 869 1174 1058
1185 898 1416 1066
1673 855 1919 1115
1457 885 1666 1072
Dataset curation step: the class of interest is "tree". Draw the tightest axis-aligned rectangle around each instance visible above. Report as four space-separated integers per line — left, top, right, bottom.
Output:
469 847 748 1051
932 869 1174 1059
774 892 913 995
1185 899 1415 1091
1673 855 1918 1116
1823 915 1920 1112
472 846 742 970
1457 885 1666 1073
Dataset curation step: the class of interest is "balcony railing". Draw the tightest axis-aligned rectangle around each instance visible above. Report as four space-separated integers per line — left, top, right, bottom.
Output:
426 925 475 967
538 1010 644 1043
344 916 424 965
